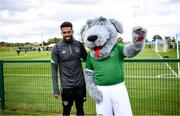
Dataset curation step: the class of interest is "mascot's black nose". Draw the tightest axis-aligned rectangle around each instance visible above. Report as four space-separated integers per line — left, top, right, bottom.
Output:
87 35 98 42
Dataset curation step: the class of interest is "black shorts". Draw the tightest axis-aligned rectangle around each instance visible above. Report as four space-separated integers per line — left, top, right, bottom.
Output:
61 85 86 105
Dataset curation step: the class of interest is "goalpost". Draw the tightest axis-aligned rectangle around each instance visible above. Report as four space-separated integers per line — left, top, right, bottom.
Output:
176 33 180 77
154 34 180 78
155 39 168 53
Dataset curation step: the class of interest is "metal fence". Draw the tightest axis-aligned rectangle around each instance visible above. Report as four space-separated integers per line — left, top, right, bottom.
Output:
0 59 180 115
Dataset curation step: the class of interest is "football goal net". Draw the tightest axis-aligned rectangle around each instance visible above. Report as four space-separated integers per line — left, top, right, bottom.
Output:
154 39 168 53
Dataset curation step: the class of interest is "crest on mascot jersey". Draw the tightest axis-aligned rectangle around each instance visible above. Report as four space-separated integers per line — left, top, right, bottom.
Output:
110 51 114 57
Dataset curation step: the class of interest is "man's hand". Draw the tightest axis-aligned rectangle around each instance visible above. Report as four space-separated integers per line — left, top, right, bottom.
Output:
54 94 60 99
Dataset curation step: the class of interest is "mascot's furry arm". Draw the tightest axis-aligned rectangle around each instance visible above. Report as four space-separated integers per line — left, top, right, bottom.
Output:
84 69 103 104
123 26 147 57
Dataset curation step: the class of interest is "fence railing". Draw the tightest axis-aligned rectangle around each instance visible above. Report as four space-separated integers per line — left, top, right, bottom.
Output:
0 59 180 115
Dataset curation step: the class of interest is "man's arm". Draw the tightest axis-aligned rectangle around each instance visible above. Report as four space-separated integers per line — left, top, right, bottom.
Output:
51 45 60 99
80 43 87 61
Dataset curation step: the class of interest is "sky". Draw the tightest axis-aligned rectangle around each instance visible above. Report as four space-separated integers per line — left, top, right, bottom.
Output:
0 0 180 43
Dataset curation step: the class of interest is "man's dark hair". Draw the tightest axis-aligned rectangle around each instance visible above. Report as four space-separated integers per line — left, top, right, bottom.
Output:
60 22 73 30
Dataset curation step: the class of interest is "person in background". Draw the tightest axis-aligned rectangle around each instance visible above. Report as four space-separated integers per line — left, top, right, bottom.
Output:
24 47 27 56
51 21 87 116
16 47 21 56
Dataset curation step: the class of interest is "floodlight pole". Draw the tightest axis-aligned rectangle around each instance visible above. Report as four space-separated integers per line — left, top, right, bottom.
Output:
131 0 140 26
39 13 44 47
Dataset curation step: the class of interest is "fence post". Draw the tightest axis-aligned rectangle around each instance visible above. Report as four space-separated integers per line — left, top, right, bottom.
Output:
0 61 5 110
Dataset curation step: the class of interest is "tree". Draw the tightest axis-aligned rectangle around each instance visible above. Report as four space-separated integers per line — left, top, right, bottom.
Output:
0 42 5 47
152 35 162 41
171 37 176 42
25 42 32 46
48 37 62 44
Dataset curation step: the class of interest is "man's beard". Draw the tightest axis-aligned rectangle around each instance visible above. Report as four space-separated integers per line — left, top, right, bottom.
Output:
63 36 73 42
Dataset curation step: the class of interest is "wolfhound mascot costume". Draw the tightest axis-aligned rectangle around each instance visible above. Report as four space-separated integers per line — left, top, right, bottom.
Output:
80 16 147 116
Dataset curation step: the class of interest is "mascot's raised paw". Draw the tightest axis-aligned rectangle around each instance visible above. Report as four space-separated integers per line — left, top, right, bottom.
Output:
132 26 147 45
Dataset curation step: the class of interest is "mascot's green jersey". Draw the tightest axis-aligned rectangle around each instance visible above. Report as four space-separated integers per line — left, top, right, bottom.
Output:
86 44 126 86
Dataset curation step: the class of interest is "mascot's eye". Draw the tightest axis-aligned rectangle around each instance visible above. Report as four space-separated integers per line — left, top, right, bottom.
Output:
100 22 104 25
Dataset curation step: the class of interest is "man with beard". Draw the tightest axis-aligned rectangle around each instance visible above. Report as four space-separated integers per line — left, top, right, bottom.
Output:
51 22 87 116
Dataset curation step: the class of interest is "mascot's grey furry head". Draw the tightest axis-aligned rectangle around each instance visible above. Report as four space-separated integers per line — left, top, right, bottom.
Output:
80 16 123 60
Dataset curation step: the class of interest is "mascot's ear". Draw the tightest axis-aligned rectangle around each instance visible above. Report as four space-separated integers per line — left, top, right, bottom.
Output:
80 25 86 43
109 19 123 34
